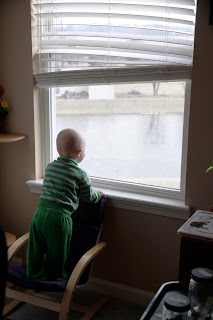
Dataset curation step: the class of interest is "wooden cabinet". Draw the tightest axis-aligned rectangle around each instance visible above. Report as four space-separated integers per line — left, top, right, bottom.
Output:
177 210 213 285
178 236 213 285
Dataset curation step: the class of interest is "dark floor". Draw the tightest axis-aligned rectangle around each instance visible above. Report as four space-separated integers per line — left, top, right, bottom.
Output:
4 287 146 320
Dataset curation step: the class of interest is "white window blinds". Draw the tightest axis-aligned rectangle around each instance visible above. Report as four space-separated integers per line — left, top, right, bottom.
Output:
34 0 197 87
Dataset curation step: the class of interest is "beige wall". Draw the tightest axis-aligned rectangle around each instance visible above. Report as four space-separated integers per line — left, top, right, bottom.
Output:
185 0 213 210
93 207 184 292
0 0 39 235
0 0 212 294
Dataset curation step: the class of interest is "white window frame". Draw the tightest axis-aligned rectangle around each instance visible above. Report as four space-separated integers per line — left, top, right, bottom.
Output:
34 80 191 207
27 80 191 219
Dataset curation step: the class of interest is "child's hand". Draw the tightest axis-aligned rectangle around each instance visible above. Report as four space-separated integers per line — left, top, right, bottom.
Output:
97 189 104 196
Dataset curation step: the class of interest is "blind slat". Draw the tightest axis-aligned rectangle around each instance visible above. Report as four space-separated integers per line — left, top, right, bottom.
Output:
40 29 194 38
35 0 195 5
39 49 192 66
37 57 171 65
34 3 195 17
38 23 195 36
36 15 195 28
35 65 192 87
35 12 195 24
39 35 193 47
40 40 193 58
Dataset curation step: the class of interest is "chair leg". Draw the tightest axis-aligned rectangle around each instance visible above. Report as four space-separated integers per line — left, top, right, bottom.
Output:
3 300 25 318
80 297 109 320
58 296 108 320
58 307 69 320
59 242 107 320
3 288 34 318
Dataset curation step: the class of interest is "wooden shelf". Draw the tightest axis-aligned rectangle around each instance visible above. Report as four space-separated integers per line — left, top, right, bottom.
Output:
0 133 27 143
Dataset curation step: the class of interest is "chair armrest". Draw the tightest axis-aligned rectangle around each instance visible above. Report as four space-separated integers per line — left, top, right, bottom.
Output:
7 232 29 262
60 242 107 312
68 241 107 290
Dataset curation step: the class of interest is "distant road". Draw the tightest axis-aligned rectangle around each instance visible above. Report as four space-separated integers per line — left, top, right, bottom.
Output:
56 97 184 115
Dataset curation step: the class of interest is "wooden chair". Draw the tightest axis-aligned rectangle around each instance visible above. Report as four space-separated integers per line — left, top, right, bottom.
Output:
3 196 108 320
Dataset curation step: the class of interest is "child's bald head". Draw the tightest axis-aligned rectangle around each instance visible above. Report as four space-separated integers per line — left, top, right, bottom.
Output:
56 128 86 162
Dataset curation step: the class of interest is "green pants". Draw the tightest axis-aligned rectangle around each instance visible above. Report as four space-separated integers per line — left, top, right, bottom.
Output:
27 199 73 281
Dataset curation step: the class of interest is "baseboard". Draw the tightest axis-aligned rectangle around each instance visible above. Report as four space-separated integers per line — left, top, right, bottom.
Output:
87 276 155 307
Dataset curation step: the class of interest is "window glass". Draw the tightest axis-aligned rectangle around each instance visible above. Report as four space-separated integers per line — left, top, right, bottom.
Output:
53 81 185 190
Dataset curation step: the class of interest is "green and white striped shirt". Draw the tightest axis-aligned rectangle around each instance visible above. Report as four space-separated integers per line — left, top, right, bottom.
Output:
40 157 101 213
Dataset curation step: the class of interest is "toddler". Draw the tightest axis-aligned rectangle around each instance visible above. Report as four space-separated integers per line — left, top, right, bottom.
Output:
27 128 103 280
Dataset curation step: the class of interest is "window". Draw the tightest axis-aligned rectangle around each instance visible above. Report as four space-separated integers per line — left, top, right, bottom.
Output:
34 0 196 201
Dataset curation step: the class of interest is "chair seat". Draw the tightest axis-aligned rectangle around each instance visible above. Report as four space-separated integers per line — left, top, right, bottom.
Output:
7 223 99 292
8 266 69 291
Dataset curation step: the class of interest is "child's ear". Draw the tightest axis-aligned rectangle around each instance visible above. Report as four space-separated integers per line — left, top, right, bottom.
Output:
76 149 82 158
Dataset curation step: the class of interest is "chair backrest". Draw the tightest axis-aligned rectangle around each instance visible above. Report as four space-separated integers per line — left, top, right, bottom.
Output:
65 195 106 284
0 225 7 318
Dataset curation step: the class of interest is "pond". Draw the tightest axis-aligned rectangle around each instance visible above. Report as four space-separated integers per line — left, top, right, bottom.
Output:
56 113 184 189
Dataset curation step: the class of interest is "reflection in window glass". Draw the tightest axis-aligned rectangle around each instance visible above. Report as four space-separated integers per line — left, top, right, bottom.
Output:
54 82 185 190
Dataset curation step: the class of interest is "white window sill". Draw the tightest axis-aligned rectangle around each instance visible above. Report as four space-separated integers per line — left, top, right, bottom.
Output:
26 179 190 220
